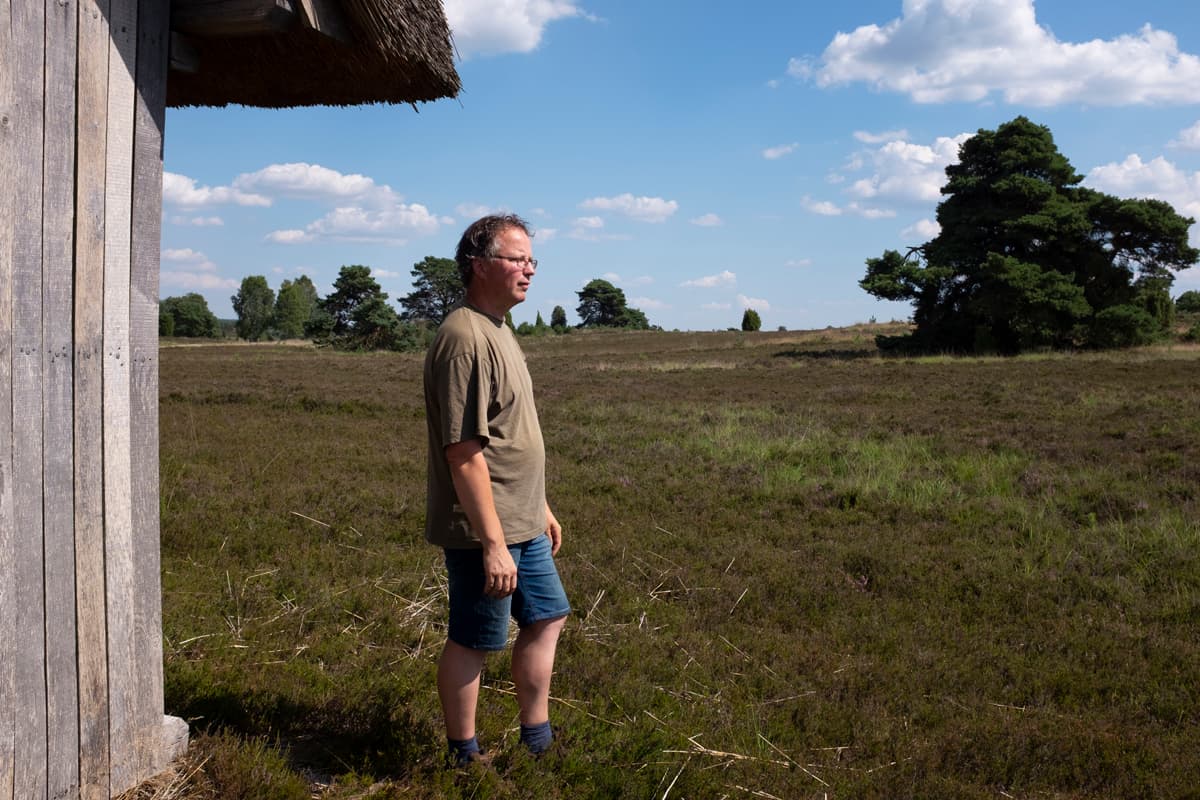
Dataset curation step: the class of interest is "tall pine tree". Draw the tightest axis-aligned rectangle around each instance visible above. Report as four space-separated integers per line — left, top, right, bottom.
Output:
861 117 1197 352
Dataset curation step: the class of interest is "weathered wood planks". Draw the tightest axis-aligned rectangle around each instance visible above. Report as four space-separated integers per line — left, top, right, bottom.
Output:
2 0 182 794
75 0 113 796
104 0 141 791
0 0 17 794
11 0 48 795
131 0 170 781
44 1 82 797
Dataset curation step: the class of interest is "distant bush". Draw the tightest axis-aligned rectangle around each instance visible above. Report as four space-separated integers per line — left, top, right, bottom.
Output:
161 293 220 338
1176 290 1200 314
1088 305 1161 349
323 318 434 353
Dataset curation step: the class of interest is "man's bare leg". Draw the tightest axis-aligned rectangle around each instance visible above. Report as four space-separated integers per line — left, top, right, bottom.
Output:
438 639 487 740
512 615 567 727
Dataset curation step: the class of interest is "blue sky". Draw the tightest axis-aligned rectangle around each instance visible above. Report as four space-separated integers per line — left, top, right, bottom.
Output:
162 0 1200 331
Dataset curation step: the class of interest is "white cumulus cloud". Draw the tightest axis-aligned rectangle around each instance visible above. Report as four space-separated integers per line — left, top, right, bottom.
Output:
902 219 942 240
266 229 313 244
568 215 628 241
846 134 971 203
171 163 447 245
580 193 678 223
854 129 909 144
1169 121 1200 150
162 172 270 208
232 163 447 244
802 197 842 216
702 302 732 311
442 0 594 58
807 131 968 222
170 215 224 227
162 248 217 271
160 248 237 290
631 296 668 310
301 203 443 243
798 0 1200 106
233 162 377 200
763 142 799 160
1085 154 1200 221
681 270 736 289
690 213 723 227
738 294 770 312
802 196 897 218
603 272 652 287
160 272 238 291
854 204 897 220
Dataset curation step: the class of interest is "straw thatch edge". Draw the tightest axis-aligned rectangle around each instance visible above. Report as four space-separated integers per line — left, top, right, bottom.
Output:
166 0 460 108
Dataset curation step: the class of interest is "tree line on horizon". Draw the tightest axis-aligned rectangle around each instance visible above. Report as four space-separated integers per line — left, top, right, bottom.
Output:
162 117 1200 351
159 258 665 351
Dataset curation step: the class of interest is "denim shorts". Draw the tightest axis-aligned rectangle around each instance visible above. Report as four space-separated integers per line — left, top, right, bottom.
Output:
444 533 571 651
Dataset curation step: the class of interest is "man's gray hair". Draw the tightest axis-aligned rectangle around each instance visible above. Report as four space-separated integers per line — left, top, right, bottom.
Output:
454 214 533 287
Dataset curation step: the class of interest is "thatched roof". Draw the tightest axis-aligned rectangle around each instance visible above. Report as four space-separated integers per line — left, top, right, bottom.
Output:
166 0 461 108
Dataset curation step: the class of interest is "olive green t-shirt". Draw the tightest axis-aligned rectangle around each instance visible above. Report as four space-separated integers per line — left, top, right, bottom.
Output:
423 304 547 548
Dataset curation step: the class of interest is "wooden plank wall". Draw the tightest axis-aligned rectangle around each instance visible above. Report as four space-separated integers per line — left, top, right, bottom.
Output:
45 0 82 797
103 0 141 790
1 0 178 796
12 0 49 797
131 0 169 782
0 0 16 795
75 0 113 796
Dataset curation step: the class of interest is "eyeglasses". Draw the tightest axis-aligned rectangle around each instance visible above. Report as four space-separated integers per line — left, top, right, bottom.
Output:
486 254 538 269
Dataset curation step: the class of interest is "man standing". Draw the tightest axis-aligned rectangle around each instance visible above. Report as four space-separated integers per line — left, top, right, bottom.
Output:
423 214 570 766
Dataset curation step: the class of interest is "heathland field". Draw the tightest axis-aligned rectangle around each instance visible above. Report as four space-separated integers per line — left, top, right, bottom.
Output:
149 327 1200 799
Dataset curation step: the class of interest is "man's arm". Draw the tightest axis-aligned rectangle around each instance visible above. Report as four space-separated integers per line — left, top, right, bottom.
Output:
445 438 518 598
545 503 562 556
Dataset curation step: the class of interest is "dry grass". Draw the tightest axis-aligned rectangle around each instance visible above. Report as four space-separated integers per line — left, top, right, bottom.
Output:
154 326 1200 798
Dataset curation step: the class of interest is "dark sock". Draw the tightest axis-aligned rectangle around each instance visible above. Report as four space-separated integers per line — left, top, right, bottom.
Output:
448 735 482 766
519 720 553 754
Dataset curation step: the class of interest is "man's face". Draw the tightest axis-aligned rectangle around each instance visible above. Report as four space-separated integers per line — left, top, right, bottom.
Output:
475 227 535 311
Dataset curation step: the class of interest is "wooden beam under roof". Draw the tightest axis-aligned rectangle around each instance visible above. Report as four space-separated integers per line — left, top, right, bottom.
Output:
171 0 296 38
168 32 199 72
294 0 351 43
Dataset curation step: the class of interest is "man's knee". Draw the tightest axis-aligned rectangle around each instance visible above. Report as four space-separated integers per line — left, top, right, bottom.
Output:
520 613 567 640
441 638 488 669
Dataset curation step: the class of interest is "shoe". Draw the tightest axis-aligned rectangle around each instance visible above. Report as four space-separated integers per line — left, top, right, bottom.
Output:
450 747 490 768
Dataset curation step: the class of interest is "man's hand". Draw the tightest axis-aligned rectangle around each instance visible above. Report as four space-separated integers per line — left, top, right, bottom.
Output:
546 504 562 556
482 542 518 598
